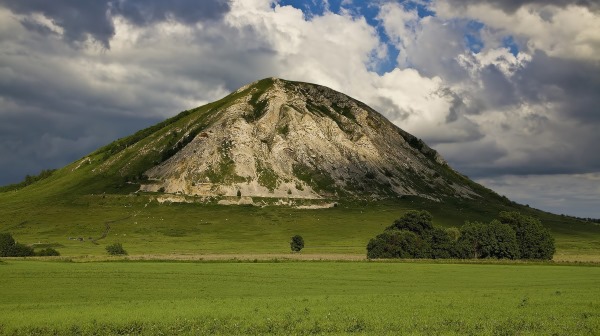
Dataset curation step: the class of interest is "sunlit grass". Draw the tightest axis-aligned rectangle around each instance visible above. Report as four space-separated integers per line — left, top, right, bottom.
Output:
1 192 599 260
0 260 598 335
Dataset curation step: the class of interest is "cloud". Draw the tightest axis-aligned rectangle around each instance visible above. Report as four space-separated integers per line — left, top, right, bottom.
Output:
0 0 231 48
434 1 600 61
0 4 252 185
113 0 230 26
0 0 115 47
375 1 600 183
476 173 600 217
441 0 600 13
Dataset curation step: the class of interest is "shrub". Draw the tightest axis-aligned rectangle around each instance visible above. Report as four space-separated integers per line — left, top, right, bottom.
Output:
36 248 60 256
11 243 34 257
0 233 34 257
0 233 16 257
498 211 555 260
290 235 304 252
106 243 128 255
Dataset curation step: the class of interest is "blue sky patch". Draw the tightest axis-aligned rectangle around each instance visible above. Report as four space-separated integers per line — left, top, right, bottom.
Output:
503 36 519 56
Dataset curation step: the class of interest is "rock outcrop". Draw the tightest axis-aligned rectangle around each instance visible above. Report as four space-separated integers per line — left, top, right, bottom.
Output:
130 78 478 200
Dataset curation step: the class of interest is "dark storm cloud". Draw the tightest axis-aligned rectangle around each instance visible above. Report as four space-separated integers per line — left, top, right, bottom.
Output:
464 51 600 176
0 0 230 48
0 1 275 185
436 87 485 121
0 110 162 185
443 0 600 13
479 65 517 108
113 0 231 27
514 51 600 122
0 0 115 47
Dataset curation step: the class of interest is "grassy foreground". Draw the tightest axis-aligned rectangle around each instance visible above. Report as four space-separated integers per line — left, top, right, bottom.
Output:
0 260 598 335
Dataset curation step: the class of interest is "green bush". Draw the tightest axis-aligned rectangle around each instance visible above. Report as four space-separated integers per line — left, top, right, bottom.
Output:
10 243 34 257
35 248 60 256
106 243 128 255
0 233 34 257
0 233 15 257
290 235 304 252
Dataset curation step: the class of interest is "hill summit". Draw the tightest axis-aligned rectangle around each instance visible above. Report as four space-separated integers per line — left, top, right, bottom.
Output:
75 77 477 200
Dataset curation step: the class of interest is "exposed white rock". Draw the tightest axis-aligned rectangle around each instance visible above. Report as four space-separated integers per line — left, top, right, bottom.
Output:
135 78 478 201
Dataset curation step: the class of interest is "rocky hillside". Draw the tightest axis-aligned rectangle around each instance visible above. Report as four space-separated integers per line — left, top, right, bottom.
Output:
97 78 478 200
44 77 492 202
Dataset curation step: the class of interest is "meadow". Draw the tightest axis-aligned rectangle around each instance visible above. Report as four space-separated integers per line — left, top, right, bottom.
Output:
1 193 598 261
0 260 598 335
2 183 599 334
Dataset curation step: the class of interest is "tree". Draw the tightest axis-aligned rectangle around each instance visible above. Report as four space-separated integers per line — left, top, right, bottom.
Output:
498 212 555 260
290 235 304 252
386 210 434 236
429 227 455 259
458 221 520 259
367 230 429 259
106 242 128 255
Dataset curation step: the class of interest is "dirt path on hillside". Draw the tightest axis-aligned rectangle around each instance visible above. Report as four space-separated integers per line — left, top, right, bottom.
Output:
91 215 131 244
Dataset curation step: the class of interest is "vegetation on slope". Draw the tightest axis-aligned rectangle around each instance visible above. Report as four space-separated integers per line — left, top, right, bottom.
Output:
0 169 56 192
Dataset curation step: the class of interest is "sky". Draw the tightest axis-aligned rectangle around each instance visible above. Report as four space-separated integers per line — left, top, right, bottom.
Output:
0 0 598 217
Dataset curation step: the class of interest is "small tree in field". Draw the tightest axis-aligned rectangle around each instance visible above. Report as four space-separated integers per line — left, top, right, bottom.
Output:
290 235 304 252
106 242 127 255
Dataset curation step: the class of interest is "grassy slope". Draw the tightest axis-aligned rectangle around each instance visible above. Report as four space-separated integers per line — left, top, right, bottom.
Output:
0 192 598 260
0 260 598 335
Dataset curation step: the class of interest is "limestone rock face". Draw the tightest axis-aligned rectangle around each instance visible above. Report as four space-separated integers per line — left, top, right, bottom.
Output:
134 78 478 200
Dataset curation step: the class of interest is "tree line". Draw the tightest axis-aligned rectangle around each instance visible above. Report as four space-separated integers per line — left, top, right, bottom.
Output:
367 211 555 260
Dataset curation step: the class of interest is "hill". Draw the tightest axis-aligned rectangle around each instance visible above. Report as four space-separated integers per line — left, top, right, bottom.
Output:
0 78 598 260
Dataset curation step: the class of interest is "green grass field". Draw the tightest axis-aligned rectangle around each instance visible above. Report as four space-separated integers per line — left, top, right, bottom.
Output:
1 192 599 261
0 260 598 335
